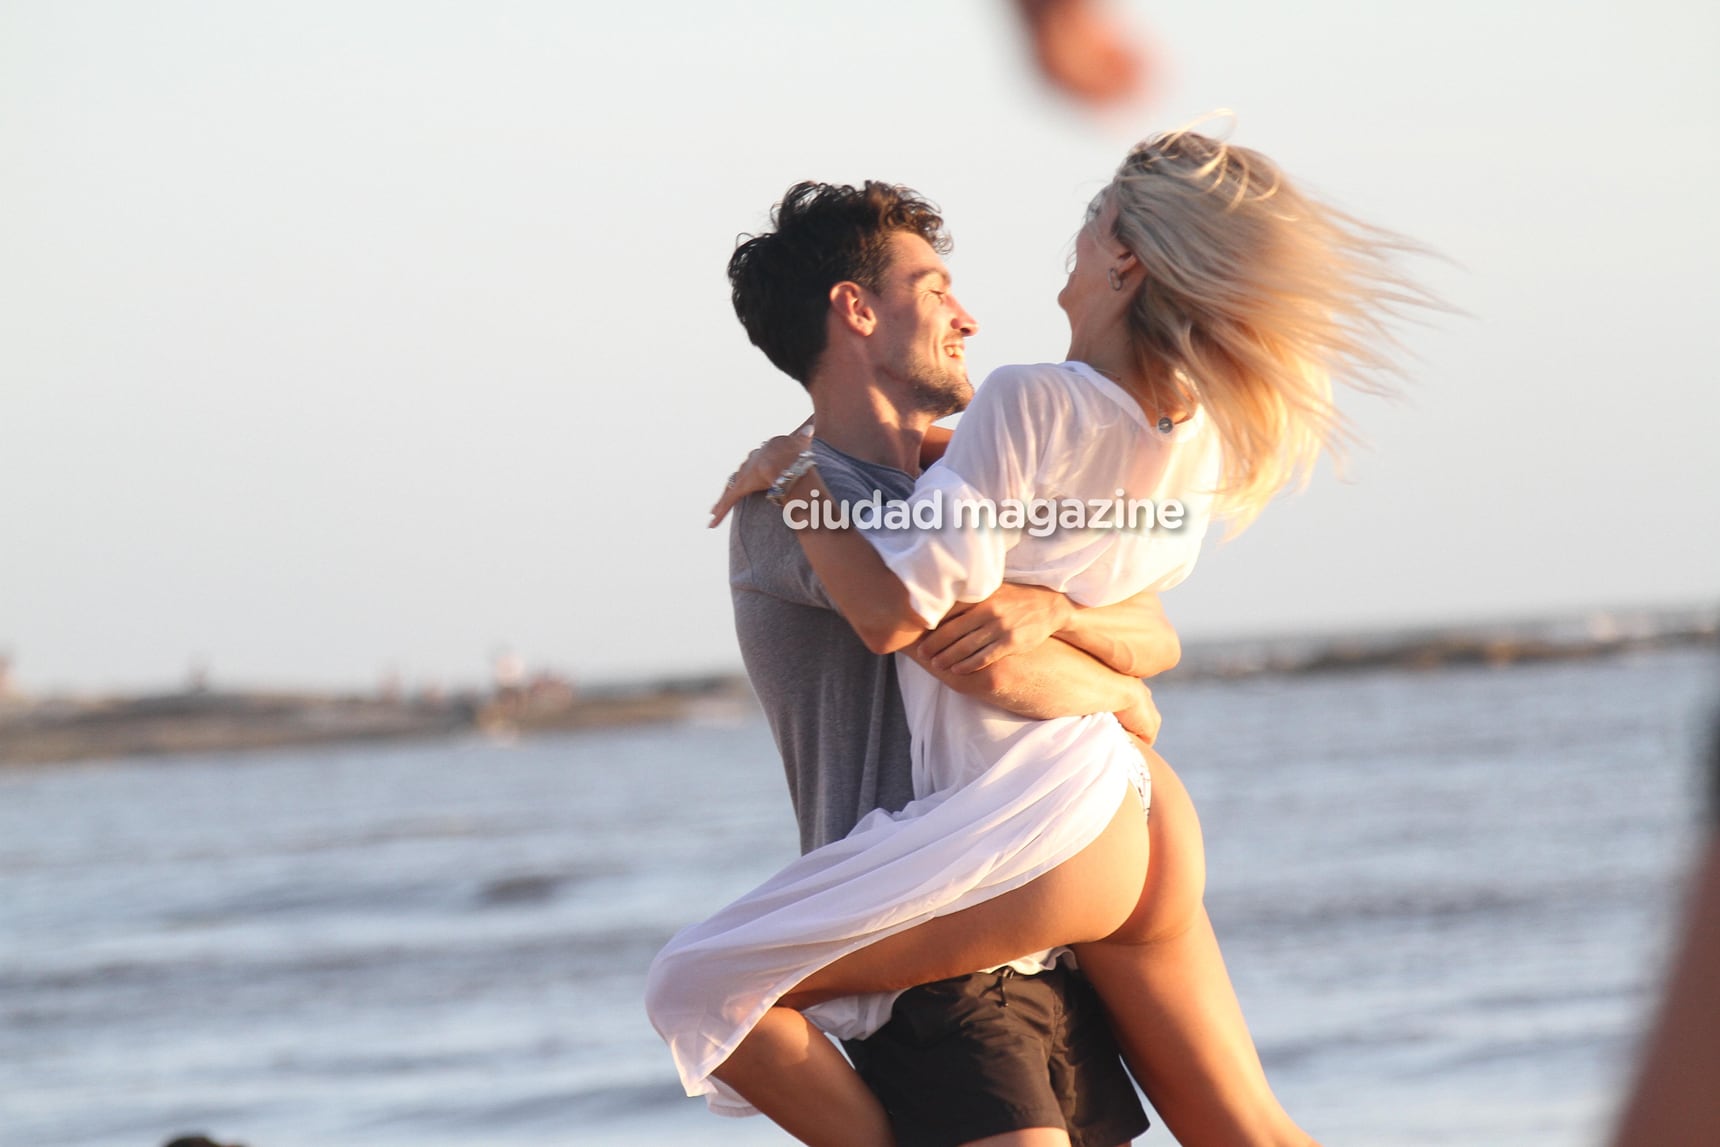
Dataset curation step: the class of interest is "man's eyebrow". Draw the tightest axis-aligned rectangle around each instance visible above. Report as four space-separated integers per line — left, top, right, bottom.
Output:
907 268 951 289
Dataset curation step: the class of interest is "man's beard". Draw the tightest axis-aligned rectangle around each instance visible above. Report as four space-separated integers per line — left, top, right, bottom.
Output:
894 357 971 420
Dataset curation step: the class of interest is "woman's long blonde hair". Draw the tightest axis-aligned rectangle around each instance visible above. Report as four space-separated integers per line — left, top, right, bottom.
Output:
1100 127 1436 531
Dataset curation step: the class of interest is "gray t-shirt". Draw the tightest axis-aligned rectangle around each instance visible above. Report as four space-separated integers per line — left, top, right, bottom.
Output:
730 439 918 852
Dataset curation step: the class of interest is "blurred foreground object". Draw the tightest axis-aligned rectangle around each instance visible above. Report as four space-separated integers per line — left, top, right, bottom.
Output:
1609 710 1720 1145
1014 0 1151 105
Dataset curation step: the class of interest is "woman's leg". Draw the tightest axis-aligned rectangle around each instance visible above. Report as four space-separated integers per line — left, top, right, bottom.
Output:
714 748 1313 1147
780 788 1152 1006
710 1007 895 1147
1073 751 1316 1147
710 793 1151 1140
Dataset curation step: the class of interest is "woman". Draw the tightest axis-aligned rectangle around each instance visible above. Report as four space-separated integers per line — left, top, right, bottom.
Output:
649 129 1426 1146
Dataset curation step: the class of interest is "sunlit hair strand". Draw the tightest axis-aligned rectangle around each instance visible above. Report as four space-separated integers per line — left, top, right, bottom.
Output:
1096 127 1440 531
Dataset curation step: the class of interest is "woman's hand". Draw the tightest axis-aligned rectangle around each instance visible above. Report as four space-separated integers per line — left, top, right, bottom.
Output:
1114 681 1162 745
915 584 1076 674
709 420 813 527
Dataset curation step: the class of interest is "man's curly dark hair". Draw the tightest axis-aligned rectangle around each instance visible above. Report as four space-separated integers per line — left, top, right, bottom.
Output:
727 181 950 387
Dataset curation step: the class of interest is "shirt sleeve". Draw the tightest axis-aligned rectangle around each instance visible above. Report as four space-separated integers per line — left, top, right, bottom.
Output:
862 365 1070 626
730 495 834 611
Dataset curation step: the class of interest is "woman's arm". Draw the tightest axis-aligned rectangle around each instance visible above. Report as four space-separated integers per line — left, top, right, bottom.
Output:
779 467 929 655
709 420 813 528
702 429 956 652
812 368 1052 646
717 369 1055 653
919 425 954 468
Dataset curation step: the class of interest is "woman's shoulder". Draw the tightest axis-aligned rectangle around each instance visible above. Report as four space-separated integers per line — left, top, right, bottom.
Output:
973 361 1167 442
969 362 1084 419
938 363 1085 476
978 360 1083 391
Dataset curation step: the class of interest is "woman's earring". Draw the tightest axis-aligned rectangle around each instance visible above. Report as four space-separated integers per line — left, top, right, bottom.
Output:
1107 268 1123 291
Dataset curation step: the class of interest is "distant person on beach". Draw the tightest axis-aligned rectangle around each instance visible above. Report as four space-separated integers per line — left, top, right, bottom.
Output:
651 129 1430 1145
692 192 1178 1147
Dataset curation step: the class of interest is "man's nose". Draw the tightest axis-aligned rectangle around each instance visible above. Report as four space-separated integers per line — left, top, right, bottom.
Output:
950 297 979 337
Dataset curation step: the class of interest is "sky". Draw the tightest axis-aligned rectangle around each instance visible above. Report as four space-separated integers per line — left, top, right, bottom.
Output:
2 0 1716 694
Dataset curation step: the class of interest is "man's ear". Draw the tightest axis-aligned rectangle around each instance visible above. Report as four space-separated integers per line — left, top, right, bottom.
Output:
830 281 877 336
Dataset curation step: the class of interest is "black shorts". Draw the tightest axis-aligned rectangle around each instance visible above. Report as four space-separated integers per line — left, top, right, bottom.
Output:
843 962 1148 1147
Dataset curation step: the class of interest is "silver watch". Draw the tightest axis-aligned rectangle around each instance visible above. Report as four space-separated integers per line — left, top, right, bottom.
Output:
766 449 818 506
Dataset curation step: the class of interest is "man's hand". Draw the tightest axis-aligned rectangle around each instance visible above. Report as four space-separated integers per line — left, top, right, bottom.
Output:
916 584 1075 675
1113 681 1162 745
709 420 813 527
907 632 1162 743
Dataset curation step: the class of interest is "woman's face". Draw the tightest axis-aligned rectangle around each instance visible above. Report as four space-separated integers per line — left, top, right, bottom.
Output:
1057 192 1125 332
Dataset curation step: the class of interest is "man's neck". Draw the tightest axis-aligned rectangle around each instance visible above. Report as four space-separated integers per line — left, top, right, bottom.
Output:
807 371 937 476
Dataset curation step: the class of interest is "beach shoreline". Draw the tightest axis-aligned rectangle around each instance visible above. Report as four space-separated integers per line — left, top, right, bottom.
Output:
2 606 1712 767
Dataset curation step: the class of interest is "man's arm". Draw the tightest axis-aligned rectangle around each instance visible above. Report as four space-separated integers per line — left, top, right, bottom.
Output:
1057 588 1180 678
904 635 1162 744
917 584 1180 679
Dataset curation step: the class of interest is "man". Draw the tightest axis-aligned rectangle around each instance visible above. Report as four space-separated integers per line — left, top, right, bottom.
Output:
706 180 1178 1147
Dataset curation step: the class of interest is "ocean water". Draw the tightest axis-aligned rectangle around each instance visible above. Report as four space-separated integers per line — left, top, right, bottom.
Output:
1 647 1714 1147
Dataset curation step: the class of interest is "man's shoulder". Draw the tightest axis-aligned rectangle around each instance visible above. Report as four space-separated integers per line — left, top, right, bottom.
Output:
730 492 832 610
813 440 916 503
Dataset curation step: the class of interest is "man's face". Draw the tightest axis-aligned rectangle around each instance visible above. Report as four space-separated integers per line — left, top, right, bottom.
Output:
866 231 979 417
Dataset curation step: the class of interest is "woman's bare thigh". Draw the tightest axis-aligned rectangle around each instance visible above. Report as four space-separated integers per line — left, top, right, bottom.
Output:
780 787 1152 1009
